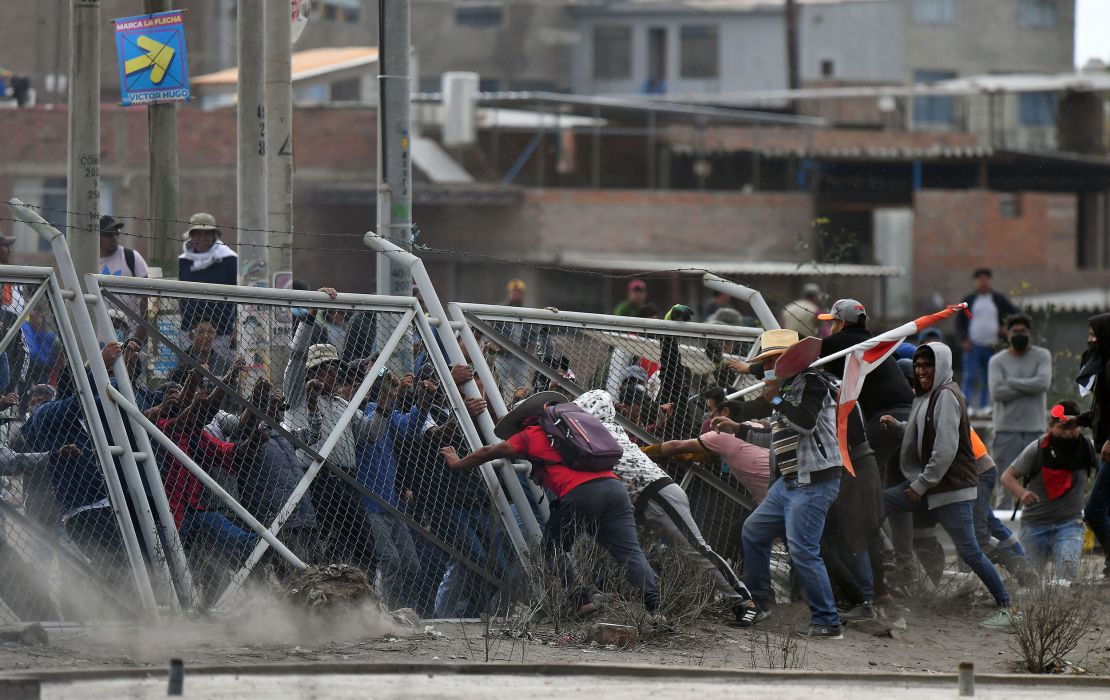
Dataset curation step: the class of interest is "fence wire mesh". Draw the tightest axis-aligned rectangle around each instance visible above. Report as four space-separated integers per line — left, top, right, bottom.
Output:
95 279 525 617
460 306 767 576
0 272 143 625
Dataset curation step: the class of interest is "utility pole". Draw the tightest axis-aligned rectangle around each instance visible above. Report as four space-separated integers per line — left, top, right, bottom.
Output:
145 0 179 276
784 0 800 113
237 0 267 289
66 0 101 277
376 0 413 298
265 0 293 283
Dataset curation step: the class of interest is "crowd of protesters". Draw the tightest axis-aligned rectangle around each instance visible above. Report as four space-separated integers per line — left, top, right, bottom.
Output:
0 214 1108 636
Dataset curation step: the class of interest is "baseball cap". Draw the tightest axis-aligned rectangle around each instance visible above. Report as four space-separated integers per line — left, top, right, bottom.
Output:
628 279 647 292
506 278 526 292
99 215 124 235
818 299 866 324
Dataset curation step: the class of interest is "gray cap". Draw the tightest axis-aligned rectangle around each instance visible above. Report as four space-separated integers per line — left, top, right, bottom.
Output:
818 298 867 324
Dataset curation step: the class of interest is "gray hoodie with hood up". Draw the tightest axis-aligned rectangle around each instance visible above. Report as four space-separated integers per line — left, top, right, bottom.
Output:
899 341 978 509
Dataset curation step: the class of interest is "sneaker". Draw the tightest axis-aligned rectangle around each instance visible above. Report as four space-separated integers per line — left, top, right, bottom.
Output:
841 602 877 621
979 607 1016 631
800 624 843 640
730 604 770 628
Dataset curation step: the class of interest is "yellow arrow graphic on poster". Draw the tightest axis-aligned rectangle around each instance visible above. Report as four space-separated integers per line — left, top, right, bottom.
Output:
124 35 175 84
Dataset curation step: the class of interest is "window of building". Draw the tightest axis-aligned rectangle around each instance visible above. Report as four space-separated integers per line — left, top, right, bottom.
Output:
1019 91 1057 126
999 193 1022 219
913 0 957 24
1019 0 1058 28
455 1 504 28
913 70 957 125
593 25 632 80
313 0 361 23
679 26 719 79
820 59 835 78
12 176 112 253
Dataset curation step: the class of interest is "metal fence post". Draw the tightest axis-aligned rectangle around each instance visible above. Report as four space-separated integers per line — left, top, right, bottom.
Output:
363 233 543 548
7 199 166 616
84 277 200 609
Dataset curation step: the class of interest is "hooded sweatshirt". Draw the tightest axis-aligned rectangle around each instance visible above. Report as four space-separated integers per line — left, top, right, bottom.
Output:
574 389 670 506
899 342 978 508
178 240 239 335
1079 312 1110 448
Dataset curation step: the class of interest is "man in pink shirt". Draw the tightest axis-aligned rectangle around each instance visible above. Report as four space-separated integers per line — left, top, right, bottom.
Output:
658 396 770 503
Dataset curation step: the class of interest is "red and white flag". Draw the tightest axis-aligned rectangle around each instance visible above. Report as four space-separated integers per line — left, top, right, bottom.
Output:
835 303 968 476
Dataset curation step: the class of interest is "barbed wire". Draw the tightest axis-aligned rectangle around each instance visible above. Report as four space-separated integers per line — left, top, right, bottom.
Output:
3 201 847 327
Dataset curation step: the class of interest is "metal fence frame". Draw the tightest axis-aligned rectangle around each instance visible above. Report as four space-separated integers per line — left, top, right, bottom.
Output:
88 274 535 612
0 265 160 619
454 302 765 513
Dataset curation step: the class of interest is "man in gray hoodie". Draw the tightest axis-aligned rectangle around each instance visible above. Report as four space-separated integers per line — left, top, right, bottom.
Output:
880 342 1013 630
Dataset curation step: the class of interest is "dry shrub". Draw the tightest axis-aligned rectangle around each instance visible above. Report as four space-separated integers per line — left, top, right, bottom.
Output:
1010 582 1102 673
748 628 808 669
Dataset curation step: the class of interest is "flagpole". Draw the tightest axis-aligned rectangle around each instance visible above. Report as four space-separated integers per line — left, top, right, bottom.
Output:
727 303 968 400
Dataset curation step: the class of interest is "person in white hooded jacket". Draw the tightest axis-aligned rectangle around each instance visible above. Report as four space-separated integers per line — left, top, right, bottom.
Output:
573 389 757 625
880 341 1014 630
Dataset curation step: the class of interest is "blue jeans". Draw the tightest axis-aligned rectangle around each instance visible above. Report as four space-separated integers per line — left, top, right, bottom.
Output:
975 468 1025 555
434 507 512 618
743 475 841 626
883 483 1010 607
179 510 258 558
961 343 994 410
1020 521 1085 581
1084 461 1110 572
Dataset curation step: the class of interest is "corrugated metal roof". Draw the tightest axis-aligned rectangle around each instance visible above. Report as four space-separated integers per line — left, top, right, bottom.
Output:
193 47 378 88
556 254 903 277
1017 288 1110 313
574 0 887 13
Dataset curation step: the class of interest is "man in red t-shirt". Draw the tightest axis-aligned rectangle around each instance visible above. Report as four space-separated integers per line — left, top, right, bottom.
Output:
440 391 658 615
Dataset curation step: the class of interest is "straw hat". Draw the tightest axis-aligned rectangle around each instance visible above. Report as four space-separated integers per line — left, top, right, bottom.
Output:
751 329 800 362
306 343 341 370
494 390 567 440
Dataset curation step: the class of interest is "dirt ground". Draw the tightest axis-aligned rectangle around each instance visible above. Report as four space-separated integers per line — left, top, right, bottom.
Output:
2 581 1108 678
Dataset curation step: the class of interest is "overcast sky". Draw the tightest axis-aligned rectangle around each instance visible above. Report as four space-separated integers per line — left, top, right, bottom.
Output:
1075 0 1110 67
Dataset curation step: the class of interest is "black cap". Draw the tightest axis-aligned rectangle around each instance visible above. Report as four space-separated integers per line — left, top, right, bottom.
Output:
99 215 124 235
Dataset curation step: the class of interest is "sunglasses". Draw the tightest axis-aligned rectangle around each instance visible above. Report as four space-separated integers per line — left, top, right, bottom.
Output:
1057 418 1079 429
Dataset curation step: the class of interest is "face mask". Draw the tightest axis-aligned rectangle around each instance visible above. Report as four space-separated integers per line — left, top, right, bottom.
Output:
1010 333 1030 352
763 368 776 381
115 329 125 343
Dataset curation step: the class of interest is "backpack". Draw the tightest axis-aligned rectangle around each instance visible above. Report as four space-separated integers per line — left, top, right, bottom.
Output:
537 403 623 472
123 247 137 276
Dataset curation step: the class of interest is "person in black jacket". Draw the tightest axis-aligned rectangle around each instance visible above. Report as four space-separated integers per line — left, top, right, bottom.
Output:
955 269 1019 414
1079 312 1110 578
817 299 914 481
178 213 238 355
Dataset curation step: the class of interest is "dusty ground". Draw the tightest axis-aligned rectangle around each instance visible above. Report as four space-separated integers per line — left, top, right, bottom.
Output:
2 582 1108 678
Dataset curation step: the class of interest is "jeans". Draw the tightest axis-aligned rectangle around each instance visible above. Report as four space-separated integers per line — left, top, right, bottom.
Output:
1020 521 1085 581
434 507 512 618
1084 461 1110 572
961 343 994 410
743 474 841 626
179 510 258 559
545 477 659 611
974 467 1027 559
883 483 1010 607
367 512 421 609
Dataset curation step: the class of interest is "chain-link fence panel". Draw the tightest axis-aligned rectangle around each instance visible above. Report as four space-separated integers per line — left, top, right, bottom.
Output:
0 268 146 625
457 304 767 576
93 277 528 618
